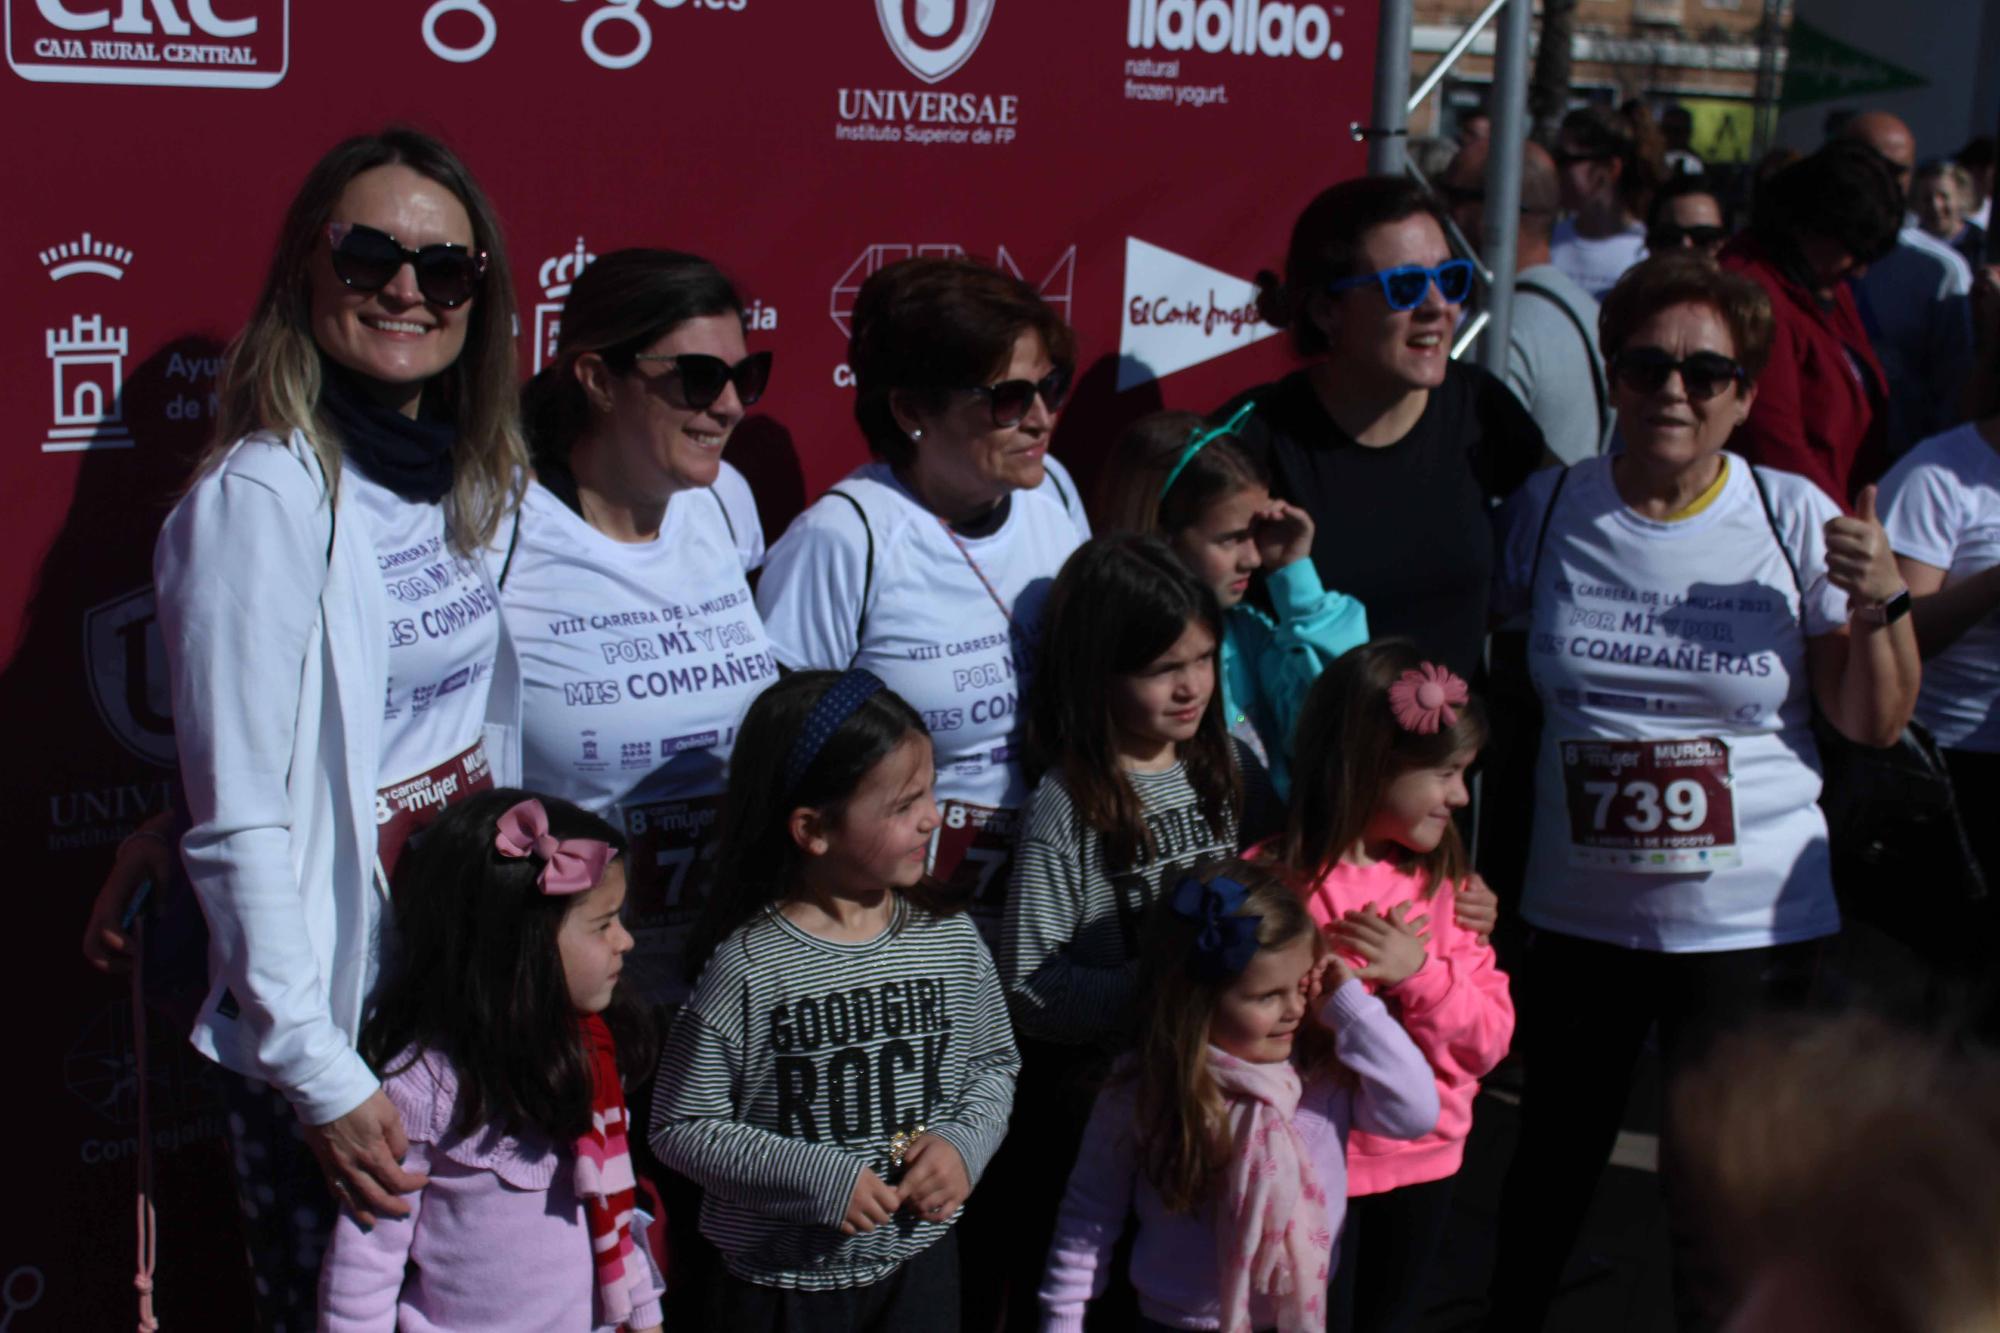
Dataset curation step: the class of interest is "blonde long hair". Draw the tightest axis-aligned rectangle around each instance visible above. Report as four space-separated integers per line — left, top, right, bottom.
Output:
202 127 525 554
1129 858 1333 1213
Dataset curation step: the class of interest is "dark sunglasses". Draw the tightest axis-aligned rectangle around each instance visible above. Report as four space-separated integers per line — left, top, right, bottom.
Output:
1612 346 1746 401
1646 223 1730 251
964 365 1072 427
325 222 487 309
630 350 774 411
1327 258 1476 311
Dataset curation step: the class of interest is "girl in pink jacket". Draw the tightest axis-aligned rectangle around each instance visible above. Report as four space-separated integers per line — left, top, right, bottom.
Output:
1276 639 1515 1333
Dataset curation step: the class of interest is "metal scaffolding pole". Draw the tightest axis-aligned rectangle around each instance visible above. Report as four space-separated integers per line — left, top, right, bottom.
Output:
1369 0 1414 175
1477 0 1532 378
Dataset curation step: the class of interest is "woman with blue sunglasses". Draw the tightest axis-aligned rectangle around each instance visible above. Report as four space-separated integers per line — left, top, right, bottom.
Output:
1223 176 1550 689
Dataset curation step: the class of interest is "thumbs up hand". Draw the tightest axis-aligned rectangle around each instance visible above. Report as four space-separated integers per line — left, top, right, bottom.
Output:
1823 484 1904 608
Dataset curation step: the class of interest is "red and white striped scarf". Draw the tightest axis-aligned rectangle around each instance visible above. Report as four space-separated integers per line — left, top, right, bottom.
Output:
576 1012 647 1327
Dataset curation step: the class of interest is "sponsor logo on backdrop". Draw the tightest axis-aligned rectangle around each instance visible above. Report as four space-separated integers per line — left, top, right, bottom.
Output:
68 1000 225 1164
1122 0 1346 107
829 242 1073 384
8 0 288 87
1117 237 1278 389
85 585 177 767
838 0 1016 146
419 0 747 71
48 776 174 852
876 0 994 83
40 229 137 451
534 237 596 374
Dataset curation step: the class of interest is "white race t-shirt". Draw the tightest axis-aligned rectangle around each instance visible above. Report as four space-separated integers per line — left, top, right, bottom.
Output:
757 457 1090 939
350 469 500 874
500 480 776 1005
708 458 768 572
1880 423 2000 752
1550 218 1649 301
1496 454 1849 952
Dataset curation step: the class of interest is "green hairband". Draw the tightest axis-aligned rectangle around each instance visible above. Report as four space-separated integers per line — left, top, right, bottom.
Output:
1158 400 1256 500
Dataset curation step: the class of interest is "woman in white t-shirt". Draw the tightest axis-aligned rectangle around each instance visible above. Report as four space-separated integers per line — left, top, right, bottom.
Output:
756 256 1090 945
1551 104 1667 300
1879 322 2000 978
510 248 778 1011
114 129 529 1331
1483 252 1920 1329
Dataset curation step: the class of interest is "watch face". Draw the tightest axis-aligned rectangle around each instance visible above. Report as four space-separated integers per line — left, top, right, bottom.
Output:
1883 588 1913 624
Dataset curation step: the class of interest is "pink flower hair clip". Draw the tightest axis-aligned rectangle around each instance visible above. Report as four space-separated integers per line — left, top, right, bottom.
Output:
1388 662 1469 735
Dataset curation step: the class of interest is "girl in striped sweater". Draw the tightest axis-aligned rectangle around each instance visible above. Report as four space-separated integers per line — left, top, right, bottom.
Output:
651 670 1019 1331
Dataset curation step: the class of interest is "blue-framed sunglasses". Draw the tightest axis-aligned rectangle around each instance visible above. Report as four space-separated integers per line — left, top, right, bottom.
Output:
1327 258 1476 310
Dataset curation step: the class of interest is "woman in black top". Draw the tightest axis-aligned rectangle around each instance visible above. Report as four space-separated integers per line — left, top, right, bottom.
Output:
1225 175 1548 681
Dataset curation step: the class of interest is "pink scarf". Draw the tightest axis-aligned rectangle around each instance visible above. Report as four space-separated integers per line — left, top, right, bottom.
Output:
576 1012 648 1328
1208 1046 1335 1333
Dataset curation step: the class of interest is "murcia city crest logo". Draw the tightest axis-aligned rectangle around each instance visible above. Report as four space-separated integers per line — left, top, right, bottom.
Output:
875 0 995 84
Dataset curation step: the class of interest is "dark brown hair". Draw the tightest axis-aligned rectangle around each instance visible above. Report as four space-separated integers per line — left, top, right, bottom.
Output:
1254 176 1448 358
1029 534 1240 870
1281 638 1487 898
1599 251 1776 383
1752 139 1905 275
522 248 744 471
849 256 1077 469
1129 858 1335 1212
1093 409 1270 538
1561 103 1668 219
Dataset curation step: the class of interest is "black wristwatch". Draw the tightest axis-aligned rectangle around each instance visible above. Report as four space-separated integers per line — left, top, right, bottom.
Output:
1853 587 1912 626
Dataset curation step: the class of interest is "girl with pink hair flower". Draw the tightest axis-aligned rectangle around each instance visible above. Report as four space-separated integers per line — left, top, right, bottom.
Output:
1266 639 1515 1333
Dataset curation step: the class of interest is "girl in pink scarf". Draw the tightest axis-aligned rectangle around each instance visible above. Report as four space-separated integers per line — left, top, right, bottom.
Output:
1039 859 1439 1333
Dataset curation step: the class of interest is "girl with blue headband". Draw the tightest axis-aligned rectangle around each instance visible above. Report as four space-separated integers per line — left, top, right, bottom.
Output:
1039 858 1437 1333
1098 407 1369 799
651 670 1018 1328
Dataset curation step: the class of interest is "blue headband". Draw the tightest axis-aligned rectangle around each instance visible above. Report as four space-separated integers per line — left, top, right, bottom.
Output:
1169 873 1263 981
1158 400 1257 501
783 669 887 797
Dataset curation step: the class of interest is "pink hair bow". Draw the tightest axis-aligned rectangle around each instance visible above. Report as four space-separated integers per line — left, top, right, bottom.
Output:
1388 662 1469 735
493 798 613 896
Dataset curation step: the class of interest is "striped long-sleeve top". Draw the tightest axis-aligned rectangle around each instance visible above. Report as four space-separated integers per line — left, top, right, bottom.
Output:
649 898 1019 1290
997 744 1275 1048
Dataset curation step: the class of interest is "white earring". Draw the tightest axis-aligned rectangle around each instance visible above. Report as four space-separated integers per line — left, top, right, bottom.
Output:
909 428 924 441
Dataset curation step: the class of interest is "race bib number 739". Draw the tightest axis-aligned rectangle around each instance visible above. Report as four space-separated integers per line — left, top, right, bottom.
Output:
1561 736 1740 873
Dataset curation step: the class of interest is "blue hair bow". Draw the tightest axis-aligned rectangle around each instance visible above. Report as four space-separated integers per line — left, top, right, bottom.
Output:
1168 874 1263 982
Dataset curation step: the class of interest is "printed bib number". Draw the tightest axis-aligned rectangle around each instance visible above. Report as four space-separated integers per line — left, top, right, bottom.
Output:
620 792 724 1009
929 800 1019 932
1561 737 1739 873
375 738 495 885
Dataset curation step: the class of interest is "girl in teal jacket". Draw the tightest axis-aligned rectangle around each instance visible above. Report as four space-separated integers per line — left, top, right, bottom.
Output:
1098 406 1368 797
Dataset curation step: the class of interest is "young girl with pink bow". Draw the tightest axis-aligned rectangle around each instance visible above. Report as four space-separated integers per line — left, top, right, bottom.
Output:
1277 640 1516 1333
318 790 666 1332
1039 859 1438 1333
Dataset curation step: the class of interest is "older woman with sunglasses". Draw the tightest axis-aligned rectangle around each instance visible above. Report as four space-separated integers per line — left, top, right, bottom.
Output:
122 128 528 1331
1482 252 1919 1330
756 255 1088 943
1226 175 1549 684
508 249 775 1015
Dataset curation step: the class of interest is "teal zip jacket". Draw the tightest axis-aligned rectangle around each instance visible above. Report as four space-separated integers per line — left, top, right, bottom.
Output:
1221 558 1369 799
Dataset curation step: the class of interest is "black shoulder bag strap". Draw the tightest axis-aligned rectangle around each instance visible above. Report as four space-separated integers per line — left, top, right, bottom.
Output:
1528 464 1574 595
824 488 875 644
1517 280 1611 452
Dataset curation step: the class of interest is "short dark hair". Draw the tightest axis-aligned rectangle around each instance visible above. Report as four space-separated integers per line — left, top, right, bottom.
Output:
1753 139 1904 269
1599 251 1775 383
1561 103 1669 216
1957 135 1996 173
1650 173 1727 230
1028 534 1241 869
1254 176 1447 357
522 248 744 471
359 789 654 1143
849 256 1076 469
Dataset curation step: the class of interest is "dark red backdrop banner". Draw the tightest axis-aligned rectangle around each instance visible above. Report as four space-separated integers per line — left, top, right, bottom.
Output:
1 0 1374 1322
